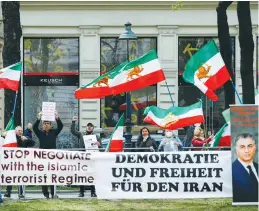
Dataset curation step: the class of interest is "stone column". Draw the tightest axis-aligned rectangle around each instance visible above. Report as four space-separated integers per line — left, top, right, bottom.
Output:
79 26 101 129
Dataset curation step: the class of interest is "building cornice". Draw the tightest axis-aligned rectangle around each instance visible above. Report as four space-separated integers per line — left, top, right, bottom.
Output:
20 1 258 11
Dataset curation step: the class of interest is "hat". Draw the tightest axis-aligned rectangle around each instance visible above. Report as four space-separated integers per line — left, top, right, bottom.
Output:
87 122 94 127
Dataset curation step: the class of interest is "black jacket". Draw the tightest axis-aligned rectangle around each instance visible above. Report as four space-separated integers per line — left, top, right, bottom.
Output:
33 118 63 149
71 121 103 151
17 135 35 148
24 129 32 139
136 136 157 152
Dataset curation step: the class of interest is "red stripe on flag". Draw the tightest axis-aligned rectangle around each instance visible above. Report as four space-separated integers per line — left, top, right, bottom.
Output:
3 143 18 147
75 87 112 99
0 78 20 91
144 115 204 130
218 136 231 147
204 65 230 91
112 70 165 95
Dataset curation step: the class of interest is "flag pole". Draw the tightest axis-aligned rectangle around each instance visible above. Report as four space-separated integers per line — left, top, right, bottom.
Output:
165 80 175 106
230 78 242 104
11 91 18 117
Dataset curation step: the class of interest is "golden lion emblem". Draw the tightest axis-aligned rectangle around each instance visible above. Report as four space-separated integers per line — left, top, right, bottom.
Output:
93 76 109 87
160 112 179 128
127 65 144 81
196 63 211 80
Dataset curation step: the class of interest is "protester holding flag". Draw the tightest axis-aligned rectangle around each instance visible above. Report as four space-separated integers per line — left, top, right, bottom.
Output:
33 110 63 199
136 127 157 152
192 126 213 150
71 117 102 198
3 126 35 198
158 130 183 152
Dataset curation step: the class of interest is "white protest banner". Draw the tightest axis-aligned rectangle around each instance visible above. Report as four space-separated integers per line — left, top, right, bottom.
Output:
93 151 232 199
42 102 56 121
0 148 95 186
83 135 99 152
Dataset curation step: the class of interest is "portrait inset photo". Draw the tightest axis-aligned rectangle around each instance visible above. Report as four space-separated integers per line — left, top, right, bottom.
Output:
232 133 258 203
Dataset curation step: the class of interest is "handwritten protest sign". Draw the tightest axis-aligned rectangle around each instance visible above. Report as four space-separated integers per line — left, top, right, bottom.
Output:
93 151 232 199
83 135 99 152
0 148 95 185
42 102 56 121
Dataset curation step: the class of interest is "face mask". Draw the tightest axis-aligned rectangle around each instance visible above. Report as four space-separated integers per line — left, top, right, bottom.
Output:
165 131 173 138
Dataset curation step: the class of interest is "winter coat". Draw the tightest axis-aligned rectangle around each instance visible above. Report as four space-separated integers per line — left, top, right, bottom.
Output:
33 118 63 149
71 121 103 151
136 136 157 152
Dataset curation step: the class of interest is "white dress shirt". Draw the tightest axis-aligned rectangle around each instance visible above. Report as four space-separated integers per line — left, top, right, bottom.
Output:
238 158 259 182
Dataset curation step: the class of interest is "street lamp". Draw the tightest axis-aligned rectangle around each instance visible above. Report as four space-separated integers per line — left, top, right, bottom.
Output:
118 22 137 151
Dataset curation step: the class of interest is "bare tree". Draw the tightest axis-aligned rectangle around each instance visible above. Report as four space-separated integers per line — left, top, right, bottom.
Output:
1 2 22 126
237 1 255 104
216 1 235 109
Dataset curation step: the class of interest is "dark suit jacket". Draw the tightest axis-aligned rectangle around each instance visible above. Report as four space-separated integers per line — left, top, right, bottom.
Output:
232 159 259 202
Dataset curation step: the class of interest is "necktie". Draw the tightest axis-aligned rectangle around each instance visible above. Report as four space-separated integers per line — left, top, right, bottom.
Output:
247 165 258 188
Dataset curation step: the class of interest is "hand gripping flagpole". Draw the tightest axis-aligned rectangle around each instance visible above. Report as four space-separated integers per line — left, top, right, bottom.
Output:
165 80 175 106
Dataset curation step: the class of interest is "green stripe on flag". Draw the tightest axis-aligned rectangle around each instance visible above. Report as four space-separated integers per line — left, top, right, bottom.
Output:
106 114 125 152
144 101 202 119
10 62 22 71
109 49 158 79
80 61 129 88
222 108 230 123
183 40 219 84
5 116 15 131
212 123 228 147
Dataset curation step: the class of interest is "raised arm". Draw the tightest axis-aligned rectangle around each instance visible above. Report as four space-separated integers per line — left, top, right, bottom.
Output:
55 117 63 136
71 120 81 138
33 119 41 138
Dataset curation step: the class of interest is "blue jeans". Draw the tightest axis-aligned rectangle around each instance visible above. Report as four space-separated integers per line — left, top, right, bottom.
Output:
0 190 2 200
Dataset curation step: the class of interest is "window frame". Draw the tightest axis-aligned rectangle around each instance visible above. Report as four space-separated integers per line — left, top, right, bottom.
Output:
99 36 158 128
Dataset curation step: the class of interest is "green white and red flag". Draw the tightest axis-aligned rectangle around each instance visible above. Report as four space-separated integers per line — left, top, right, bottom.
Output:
0 62 22 91
210 123 231 147
75 61 128 99
110 49 165 95
210 108 231 147
183 40 231 101
143 101 204 130
2 116 17 148
106 114 124 152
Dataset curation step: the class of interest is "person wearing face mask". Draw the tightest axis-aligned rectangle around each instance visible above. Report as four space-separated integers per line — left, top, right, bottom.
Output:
158 130 183 152
71 116 102 198
136 127 157 152
4 126 35 199
33 110 63 199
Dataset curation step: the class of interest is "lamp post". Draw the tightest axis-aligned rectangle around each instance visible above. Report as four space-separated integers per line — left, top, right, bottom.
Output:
118 22 137 150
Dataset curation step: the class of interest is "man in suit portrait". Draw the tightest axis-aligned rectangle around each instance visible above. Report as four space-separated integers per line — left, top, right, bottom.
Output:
232 133 258 203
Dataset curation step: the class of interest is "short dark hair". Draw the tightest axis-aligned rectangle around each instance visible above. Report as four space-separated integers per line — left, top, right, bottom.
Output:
235 133 255 145
43 121 51 125
87 122 94 127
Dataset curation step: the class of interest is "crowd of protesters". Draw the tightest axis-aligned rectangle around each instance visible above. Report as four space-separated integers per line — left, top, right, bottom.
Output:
0 109 215 202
